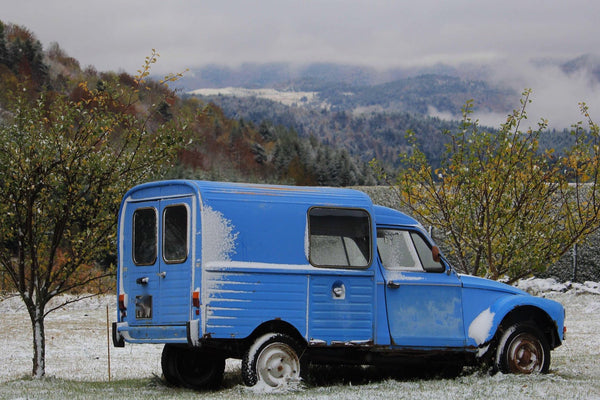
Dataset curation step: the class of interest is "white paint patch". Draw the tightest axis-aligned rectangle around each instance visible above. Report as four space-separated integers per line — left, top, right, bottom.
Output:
385 270 425 281
304 219 309 262
201 206 239 331
204 261 317 271
201 206 238 264
468 307 495 346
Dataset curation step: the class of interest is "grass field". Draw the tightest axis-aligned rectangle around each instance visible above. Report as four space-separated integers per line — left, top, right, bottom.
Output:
1 280 599 399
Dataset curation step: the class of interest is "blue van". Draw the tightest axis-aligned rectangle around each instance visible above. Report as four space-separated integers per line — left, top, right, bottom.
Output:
112 180 565 389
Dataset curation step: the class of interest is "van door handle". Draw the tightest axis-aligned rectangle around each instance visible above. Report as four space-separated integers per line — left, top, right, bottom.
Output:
157 271 167 278
387 281 400 289
136 277 149 285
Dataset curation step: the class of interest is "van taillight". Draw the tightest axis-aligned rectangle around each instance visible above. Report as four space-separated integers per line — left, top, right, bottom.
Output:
192 290 200 308
119 294 127 310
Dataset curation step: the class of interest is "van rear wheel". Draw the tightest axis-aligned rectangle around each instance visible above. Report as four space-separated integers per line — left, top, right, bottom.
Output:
242 333 306 387
161 344 225 390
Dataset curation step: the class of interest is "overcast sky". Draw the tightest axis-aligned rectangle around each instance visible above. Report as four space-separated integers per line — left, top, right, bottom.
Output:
4 0 600 128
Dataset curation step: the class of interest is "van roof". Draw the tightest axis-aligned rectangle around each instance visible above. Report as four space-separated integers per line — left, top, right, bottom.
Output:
124 180 373 208
372 205 421 228
123 180 421 227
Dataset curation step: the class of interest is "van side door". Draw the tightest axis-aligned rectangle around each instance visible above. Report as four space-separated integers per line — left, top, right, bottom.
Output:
377 228 465 348
307 207 376 343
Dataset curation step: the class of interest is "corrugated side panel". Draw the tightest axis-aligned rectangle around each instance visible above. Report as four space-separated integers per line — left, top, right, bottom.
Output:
204 268 308 339
308 274 375 343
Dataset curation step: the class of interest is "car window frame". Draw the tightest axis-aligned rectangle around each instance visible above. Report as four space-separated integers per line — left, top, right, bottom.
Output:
377 227 444 273
308 206 372 269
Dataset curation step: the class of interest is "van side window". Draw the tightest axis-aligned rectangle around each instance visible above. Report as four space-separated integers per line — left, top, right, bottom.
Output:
377 230 422 271
411 232 444 272
377 229 443 272
163 205 188 263
133 208 157 265
309 207 371 268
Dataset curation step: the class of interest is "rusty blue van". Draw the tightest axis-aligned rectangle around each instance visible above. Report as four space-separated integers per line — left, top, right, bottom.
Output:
113 180 565 389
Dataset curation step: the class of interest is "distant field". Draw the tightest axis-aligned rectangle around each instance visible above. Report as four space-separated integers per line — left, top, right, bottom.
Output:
1 281 599 399
188 87 320 107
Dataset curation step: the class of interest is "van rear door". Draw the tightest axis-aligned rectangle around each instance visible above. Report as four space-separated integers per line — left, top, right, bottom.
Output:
123 197 193 326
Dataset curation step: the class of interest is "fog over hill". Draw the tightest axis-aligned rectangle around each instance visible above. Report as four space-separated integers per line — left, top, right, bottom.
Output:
178 56 600 130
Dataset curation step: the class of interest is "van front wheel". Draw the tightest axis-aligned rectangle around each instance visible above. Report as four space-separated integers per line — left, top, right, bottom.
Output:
242 333 306 387
495 323 550 374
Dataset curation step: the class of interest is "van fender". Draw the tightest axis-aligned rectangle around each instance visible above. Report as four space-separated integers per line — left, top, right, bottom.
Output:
466 294 564 356
187 319 201 347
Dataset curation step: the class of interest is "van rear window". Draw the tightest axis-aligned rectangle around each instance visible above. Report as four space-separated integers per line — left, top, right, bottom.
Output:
163 205 188 263
308 207 371 268
133 208 157 265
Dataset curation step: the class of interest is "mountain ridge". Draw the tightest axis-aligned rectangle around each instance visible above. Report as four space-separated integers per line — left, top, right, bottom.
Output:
176 56 599 119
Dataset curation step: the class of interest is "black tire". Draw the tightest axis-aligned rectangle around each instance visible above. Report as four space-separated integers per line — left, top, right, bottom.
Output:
241 333 307 387
161 344 181 386
161 344 225 390
495 323 550 374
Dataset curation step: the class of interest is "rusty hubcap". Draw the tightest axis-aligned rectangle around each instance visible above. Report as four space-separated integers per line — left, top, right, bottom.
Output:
507 332 544 374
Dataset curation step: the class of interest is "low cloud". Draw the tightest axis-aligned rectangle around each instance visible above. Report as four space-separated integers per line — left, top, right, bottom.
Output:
483 59 600 130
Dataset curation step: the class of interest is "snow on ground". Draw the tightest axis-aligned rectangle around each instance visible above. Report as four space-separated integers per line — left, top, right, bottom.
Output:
1 279 600 399
0 294 162 382
188 87 321 107
515 277 600 296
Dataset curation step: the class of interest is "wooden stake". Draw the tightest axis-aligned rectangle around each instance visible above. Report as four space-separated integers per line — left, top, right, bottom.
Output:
106 304 111 382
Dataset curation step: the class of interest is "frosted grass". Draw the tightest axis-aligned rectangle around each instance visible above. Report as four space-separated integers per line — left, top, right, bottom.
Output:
1 280 599 399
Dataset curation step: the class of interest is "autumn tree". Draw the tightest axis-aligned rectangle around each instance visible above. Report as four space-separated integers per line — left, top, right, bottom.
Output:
389 90 600 282
0 51 187 378
0 22 48 89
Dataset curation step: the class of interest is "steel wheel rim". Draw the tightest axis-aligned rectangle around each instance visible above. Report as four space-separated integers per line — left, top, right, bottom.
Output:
507 332 544 374
256 342 300 387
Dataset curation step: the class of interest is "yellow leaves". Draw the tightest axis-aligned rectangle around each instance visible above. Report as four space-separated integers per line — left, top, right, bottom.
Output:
391 91 600 281
579 102 590 119
160 68 189 86
0 57 185 297
135 49 160 88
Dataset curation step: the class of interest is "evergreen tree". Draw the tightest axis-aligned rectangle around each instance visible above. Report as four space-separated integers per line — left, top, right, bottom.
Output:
0 22 8 67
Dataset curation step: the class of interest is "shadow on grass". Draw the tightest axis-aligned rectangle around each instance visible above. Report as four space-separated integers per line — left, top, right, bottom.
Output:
305 363 467 387
147 361 471 393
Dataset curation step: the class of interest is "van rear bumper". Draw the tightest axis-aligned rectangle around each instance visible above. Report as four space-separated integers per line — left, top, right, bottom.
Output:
112 321 189 345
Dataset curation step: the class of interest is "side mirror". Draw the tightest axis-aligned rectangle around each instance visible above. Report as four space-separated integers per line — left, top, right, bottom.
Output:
432 246 441 263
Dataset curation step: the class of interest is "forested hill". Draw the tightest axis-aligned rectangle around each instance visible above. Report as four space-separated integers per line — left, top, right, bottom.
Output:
187 91 576 171
189 94 457 169
176 62 519 116
0 21 590 186
0 21 378 187
315 74 515 115
182 61 589 170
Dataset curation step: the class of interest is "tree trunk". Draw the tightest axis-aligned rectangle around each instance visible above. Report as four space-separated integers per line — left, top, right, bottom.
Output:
29 304 46 378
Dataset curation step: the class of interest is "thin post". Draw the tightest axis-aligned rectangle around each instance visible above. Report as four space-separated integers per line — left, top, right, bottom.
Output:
572 243 578 282
106 305 111 382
